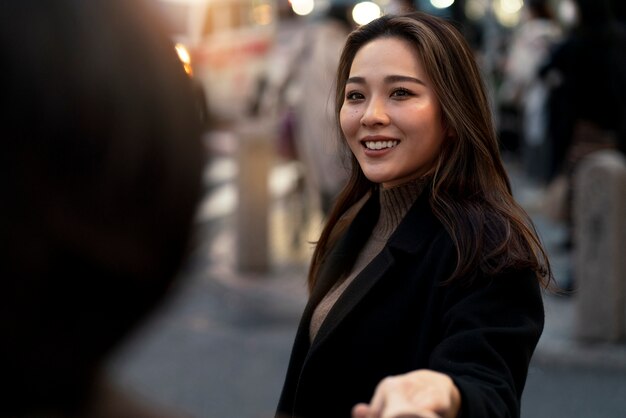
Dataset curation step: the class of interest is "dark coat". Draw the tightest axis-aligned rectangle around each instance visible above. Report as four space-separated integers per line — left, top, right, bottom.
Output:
276 191 544 418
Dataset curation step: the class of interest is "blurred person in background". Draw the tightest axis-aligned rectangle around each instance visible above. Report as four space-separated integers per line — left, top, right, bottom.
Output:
0 0 206 416
277 12 552 418
291 3 354 216
263 4 355 218
251 4 355 249
499 0 562 183
539 0 626 256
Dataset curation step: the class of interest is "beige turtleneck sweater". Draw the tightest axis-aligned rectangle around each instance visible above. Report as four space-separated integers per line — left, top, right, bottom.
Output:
309 178 428 343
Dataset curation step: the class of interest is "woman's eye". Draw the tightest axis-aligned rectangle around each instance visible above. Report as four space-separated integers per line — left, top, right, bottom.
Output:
346 91 364 101
391 88 414 98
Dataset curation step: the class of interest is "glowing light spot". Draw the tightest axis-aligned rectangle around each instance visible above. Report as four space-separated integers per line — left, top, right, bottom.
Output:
493 0 523 27
501 0 523 14
430 0 455 9
175 43 192 75
291 0 314 16
352 2 381 26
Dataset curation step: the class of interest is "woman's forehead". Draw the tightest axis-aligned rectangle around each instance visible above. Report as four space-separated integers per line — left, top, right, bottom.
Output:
348 37 427 79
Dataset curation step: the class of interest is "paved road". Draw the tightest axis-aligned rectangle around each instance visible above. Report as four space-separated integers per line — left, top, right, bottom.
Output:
107 138 626 417
109 219 304 418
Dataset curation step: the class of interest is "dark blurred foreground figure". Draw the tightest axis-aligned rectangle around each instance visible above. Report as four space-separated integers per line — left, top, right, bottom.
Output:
0 0 205 416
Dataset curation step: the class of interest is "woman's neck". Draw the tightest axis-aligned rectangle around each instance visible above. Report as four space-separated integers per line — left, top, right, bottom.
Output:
373 177 429 239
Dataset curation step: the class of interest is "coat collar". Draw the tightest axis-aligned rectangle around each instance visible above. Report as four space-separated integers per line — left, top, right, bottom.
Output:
303 189 443 352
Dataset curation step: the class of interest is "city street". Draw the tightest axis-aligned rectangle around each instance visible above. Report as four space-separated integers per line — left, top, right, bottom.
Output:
107 132 626 417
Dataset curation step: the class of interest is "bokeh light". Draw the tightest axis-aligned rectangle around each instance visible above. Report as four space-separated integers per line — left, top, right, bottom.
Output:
465 0 488 21
352 1 382 26
493 0 523 27
175 43 192 75
430 0 455 9
290 0 315 16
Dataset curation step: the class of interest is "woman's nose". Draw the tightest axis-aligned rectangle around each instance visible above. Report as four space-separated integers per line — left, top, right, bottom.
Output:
360 97 389 127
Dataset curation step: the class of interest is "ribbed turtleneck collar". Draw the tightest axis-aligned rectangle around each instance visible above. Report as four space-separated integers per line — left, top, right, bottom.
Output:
372 178 429 239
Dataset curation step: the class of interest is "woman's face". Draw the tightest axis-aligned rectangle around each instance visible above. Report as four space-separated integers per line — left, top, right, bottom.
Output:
340 36 447 188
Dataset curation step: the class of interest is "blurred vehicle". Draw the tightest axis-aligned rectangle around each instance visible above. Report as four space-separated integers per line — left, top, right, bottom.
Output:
155 0 276 125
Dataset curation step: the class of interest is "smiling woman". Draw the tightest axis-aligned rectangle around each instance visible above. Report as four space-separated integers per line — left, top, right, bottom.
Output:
340 37 447 188
276 11 553 418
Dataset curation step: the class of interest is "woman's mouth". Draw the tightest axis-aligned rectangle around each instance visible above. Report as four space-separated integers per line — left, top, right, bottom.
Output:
363 140 399 150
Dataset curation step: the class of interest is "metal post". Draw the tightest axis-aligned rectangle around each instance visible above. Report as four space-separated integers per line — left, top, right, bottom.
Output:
235 118 273 273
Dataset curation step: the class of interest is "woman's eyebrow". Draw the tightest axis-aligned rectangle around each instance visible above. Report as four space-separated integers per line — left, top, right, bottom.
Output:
346 76 366 85
345 75 425 85
385 75 425 85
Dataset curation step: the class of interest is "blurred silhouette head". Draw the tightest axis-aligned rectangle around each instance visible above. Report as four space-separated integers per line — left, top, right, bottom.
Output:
0 0 205 415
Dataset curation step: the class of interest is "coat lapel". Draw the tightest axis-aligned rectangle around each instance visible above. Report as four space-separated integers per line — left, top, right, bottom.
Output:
296 192 380 339
310 245 395 351
279 188 447 414
307 190 441 352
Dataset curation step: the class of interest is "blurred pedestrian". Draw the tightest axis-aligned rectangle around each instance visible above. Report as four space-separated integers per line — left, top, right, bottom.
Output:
277 12 552 418
499 0 562 182
278 4 355 216
252 5 355 249
0 0 206 416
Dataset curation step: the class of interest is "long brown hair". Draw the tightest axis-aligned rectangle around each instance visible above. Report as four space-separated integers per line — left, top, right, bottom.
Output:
307 12 552 292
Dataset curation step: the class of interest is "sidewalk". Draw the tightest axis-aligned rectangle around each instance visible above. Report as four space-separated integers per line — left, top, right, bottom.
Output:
509 162 626 371
536 291 626 370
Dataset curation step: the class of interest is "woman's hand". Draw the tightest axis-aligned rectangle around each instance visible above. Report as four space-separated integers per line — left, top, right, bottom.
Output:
351 370 461 418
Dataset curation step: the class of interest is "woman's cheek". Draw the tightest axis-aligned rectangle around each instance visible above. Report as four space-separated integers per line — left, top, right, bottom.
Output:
340 108 360 138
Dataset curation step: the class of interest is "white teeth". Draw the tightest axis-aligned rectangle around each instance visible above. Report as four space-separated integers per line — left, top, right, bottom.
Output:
364 140 398 150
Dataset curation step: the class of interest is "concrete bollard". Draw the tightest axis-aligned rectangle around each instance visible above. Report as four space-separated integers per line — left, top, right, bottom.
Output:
573 149 626 342
235 119 274 274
